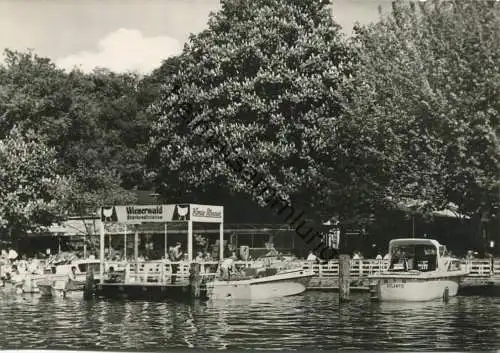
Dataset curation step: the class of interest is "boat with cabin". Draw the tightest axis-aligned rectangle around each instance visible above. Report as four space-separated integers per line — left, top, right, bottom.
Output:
368 238 468 302
206 266 314 300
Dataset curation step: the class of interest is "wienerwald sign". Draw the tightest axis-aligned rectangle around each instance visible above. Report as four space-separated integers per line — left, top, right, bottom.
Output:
100 204 223 224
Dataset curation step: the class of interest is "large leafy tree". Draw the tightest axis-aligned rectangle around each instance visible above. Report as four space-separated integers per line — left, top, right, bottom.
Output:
0 128 71 238
0 50 147 218
148 0 358 225
345 0 500 224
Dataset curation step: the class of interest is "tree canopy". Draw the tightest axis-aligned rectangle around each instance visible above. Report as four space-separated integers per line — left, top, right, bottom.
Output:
0 127 70 237
0 50 151 221
148 0 359 224
0 0 498 244
345 0 500 221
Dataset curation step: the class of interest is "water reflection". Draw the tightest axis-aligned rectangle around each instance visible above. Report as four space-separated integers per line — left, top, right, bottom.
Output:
0 292 499 350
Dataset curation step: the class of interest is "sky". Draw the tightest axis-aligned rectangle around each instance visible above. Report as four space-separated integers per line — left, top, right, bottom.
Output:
0 0 393 74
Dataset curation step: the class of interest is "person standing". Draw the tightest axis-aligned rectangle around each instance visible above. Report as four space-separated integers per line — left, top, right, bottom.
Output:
169 242 183 284
220 256 236 281
8 248 18 263
307 250 318 263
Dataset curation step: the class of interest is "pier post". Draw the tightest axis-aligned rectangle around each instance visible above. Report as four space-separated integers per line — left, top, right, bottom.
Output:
134 231 139 260
339 254 351 303
99 217 105 285
189 262 202 298
83 269 95 299
188 220 193 261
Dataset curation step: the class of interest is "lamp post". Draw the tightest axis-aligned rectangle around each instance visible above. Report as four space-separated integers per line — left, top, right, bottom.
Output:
149 192 160 205
412 214 415 238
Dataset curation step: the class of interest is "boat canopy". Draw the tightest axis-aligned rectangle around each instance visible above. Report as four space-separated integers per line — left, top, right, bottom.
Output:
389 238 441 250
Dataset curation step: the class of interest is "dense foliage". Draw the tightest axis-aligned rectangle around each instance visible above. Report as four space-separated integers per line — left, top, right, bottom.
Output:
0 50 151 222
345 0 500 222
0 128 70 236
0 0 498 244
148 0 358 224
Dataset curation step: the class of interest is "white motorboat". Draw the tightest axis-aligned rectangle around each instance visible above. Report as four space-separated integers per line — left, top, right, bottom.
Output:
36 259 104 297
368 238 468 302
206 267 314 301
1 279 24 294
38 279 85 298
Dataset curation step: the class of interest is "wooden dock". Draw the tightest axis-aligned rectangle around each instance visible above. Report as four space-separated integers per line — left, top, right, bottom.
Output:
88 258 500 299
94 282 208 301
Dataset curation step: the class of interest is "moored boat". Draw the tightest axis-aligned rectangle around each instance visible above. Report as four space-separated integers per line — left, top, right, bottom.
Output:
38 279 85 298
368 238 468 302
206 267 314 301
37 259 104 297
1 279 24 294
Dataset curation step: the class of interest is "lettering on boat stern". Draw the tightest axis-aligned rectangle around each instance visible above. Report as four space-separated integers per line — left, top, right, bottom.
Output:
386 283 405 289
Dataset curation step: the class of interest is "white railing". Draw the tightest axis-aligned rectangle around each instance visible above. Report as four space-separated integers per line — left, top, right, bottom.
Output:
92 258 499 285
121 261 228 284
300 259 497 278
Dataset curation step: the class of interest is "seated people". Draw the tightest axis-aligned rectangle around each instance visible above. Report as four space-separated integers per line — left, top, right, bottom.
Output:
195 251 204 262
230 251 238 261
389 249 408 271
106 266 121 283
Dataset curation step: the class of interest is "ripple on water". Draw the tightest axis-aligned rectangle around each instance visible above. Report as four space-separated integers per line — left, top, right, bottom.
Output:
0 292 499 350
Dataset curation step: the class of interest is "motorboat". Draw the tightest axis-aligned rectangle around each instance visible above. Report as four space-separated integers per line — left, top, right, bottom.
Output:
368 238 468 302
205 266 314 301
38 278 85 298
36 259 104 297
1 277 25 294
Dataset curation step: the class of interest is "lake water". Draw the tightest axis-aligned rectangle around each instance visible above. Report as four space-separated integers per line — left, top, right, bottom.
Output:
0 291 499 351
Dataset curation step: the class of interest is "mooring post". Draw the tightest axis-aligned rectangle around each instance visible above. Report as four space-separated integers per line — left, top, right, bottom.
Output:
83 269 95 300
189 263 202 298
339 254 351 303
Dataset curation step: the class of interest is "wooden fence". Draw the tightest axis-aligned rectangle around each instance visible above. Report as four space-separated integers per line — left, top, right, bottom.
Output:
300 259 499 279
2 258 499 286
120 258 500 284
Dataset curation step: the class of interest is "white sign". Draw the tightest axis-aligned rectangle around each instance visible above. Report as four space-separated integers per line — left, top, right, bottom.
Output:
99 204 224 224
190 204 224 223
100 205 175 224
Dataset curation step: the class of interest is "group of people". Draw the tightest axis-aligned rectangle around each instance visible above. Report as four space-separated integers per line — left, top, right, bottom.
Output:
0 250 45 288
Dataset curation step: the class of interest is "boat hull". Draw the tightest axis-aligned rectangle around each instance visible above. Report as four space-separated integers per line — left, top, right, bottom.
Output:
51 288 83 298
38 280 85 298
38 284 53 297
1 281 23 294
370 272 467 302
207 269 313 300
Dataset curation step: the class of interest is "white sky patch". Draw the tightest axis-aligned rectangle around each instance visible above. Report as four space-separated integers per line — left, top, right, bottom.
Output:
55 28 182 74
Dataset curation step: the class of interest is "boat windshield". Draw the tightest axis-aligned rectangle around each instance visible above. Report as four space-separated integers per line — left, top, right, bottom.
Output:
389 244 437 272
77 263 100 274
